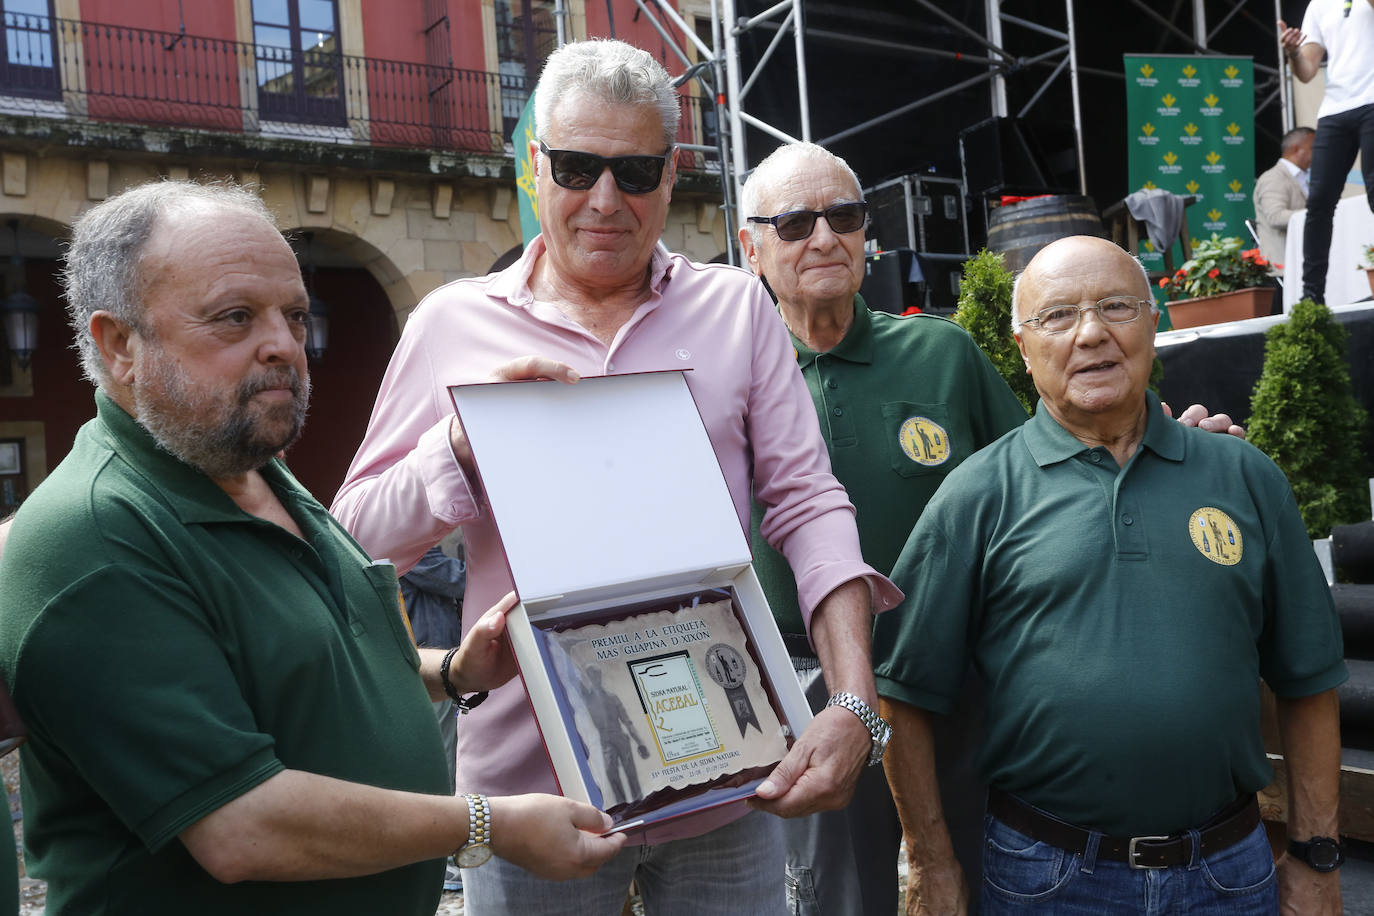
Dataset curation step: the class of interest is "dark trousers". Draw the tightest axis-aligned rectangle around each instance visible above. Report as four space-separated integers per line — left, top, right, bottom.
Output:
1302 102 1374 303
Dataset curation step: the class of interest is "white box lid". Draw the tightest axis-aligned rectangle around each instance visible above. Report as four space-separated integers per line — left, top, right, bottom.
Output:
450 371 751 608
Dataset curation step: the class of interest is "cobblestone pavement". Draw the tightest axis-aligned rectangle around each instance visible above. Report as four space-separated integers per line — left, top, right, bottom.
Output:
5 754 910 915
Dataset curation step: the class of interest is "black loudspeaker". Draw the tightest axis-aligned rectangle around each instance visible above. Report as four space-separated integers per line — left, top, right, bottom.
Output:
858 248 964 316
914 252 964 315
866 175 970 257
859 248 915 315
867 184 913 254
960 116 1066 198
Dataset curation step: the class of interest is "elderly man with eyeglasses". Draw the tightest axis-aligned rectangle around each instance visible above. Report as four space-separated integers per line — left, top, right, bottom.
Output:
333 40 901 916
738 142 1030 916
738 144 1248 916
875 235 1345 914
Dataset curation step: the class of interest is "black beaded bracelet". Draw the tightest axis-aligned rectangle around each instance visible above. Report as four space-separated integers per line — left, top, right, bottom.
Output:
439 646 463 703
439 646 489 713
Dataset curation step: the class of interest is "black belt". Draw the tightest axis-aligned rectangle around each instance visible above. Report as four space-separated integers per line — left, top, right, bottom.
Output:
781 632 817 659
987 789 1260 869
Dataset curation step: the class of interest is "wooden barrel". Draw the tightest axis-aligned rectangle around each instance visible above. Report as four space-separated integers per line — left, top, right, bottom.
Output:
986 195 1105 272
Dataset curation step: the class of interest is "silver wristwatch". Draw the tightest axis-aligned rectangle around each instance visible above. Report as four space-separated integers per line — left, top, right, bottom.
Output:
456 793 493 868
825 691 893 766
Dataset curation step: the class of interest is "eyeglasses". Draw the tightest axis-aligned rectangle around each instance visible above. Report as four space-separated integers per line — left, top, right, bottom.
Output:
538 140 672 194
1021 296 1150 335
747 202 868 242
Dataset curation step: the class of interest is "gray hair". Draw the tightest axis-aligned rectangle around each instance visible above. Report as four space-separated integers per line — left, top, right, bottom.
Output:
740 142 863 244
1280 126 1315 154
1009 243 1156 334
62 180 275 386
534 39 680 148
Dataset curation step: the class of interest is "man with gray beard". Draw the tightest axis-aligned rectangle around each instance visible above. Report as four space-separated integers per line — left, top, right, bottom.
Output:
0 181 623 916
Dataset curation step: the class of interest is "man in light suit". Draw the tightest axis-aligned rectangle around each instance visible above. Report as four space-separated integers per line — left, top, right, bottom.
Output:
1253 126 1314 265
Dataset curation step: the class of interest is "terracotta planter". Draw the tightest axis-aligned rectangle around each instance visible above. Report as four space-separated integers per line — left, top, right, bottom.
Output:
1365 267 1374 299
1165 287 1271 330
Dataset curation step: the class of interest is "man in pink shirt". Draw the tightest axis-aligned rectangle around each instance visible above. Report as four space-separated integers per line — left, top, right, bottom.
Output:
333 38 900 915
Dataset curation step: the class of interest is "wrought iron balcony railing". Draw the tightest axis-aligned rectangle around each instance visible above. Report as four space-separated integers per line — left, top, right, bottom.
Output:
0 15 718 167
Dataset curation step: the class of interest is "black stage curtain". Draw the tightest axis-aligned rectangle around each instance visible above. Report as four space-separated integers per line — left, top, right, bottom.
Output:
1155 306 1374 465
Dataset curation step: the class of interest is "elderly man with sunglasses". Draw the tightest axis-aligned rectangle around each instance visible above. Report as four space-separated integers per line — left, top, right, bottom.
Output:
738 142 1029 916
876 235 1344 914
333 39 900 916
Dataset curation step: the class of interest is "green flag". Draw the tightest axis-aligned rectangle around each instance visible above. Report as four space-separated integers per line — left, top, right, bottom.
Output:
1123 55 1255 321
515 90 540 246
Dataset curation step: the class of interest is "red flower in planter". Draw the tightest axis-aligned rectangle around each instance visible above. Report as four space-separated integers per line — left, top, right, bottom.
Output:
1160 235 1272 301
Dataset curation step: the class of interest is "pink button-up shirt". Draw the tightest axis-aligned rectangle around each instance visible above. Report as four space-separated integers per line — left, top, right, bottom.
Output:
332 238 900 841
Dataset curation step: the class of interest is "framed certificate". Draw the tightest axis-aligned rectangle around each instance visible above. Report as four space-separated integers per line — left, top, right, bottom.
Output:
450 371 812 833
539 589 790 822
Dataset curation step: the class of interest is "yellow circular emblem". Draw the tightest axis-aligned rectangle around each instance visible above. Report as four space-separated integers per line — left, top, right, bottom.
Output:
898 417 951 466
1188 507 1243 566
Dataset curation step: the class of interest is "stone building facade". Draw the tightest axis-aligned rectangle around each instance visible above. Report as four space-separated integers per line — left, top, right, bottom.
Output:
0 0 727 504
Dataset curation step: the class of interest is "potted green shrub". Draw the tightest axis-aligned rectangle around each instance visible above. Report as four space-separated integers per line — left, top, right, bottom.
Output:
1157 235 1273 329
952 248 1038 414
1248 298 1370 539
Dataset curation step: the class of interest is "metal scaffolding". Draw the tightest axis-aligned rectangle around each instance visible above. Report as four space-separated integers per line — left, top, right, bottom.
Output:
628 0 1292 263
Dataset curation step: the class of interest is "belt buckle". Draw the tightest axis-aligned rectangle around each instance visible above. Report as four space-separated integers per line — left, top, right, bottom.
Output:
1128 835 1172 869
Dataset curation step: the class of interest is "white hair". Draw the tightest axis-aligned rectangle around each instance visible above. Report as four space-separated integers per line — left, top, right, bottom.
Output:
740 142 863 243
534 39 680 147
1009 242 1157 334
62 180 276 386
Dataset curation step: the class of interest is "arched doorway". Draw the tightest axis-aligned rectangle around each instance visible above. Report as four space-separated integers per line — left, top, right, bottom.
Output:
284 228 400 503
0 216 85 509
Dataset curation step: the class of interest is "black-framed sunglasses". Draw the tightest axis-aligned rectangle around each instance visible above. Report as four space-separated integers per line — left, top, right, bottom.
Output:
747 201 868 242
538 140 672 195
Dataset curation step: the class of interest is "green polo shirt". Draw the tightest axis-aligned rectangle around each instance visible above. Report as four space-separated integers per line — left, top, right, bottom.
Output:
875 393 1347 836
0 391 450 916
0 830 13 916
750 298 1027 636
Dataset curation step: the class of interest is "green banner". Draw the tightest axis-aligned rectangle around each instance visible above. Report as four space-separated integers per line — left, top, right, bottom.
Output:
514 90 540 246
1124 54 1254 318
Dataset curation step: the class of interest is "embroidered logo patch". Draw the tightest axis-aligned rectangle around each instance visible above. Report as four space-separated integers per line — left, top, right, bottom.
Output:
898 416 950 466
1188 507 1242 565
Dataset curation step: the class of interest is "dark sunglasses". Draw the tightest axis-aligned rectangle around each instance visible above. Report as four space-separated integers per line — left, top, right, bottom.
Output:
747 201 868 242
538 140 672 195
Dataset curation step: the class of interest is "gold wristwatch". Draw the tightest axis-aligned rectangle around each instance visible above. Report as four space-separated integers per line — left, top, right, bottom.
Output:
456 793 492 868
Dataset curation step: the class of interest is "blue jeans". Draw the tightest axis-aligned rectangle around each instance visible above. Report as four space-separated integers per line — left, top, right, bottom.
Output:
462 809 787 916
981 814 1277 914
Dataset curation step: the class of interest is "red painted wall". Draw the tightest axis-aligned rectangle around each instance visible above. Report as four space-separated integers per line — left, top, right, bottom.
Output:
78 0 237 35
361 2 499 151
78 0 244 132
582 0 680 67
358 2 425 62
448 0 488 71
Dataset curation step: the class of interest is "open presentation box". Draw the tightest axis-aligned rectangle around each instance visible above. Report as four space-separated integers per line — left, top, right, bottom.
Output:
449 371 812 835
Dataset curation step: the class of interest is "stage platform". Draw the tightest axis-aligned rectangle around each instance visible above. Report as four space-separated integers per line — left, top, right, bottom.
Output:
1155 302 1374 449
